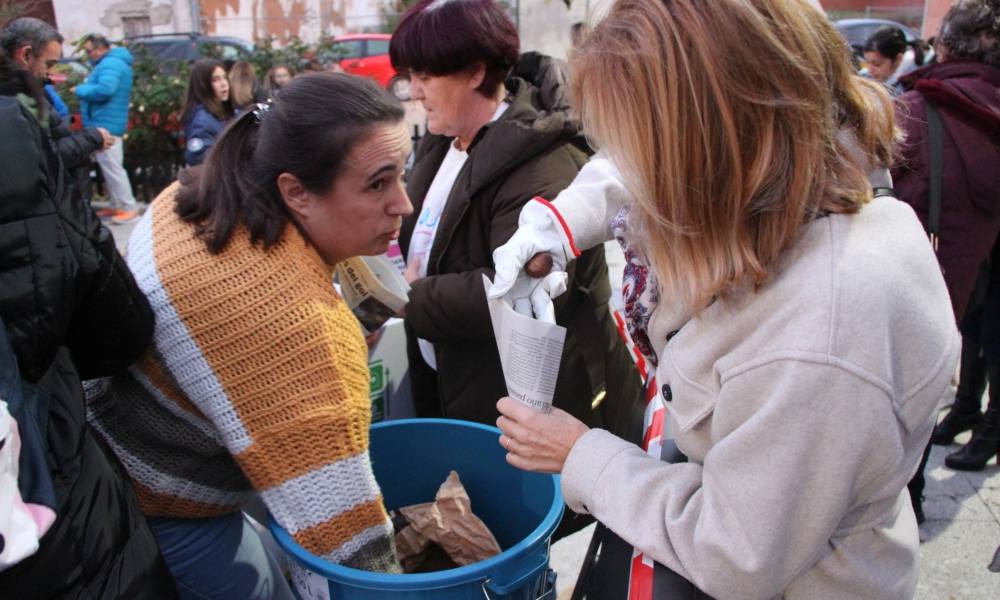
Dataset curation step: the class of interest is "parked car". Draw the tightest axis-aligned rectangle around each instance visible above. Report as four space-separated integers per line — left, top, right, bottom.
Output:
835 18 921 60
125 33 253 69
324 33 396 88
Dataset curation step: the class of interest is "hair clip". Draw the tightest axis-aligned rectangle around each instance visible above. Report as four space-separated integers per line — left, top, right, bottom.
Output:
251 102 271 125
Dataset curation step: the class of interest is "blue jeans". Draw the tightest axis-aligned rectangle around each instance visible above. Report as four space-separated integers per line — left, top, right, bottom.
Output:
148 512 295 600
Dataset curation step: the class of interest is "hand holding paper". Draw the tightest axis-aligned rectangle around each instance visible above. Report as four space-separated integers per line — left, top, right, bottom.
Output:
483 275 565 413
496 397 589 474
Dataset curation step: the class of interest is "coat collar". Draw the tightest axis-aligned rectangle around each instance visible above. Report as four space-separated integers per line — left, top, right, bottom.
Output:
900 60 1000 139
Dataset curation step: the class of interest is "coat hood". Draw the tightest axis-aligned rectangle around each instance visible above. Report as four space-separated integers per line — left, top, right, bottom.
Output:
900 60 1000 139
509 51 572 113
98 46 133 67
899 59 1000 216
461 53 587 196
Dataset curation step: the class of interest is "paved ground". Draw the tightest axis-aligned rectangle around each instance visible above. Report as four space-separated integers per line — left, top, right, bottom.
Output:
110 209 999 599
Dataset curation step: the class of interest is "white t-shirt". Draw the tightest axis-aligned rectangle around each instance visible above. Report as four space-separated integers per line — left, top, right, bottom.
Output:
408 102 509 369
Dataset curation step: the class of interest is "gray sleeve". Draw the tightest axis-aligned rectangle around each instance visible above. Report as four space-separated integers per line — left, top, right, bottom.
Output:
560 359 898 599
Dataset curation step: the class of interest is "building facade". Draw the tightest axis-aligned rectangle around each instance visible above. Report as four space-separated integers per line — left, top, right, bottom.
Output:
50 0 385 45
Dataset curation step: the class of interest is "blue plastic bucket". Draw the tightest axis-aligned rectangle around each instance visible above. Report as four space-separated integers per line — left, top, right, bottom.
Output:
268 418 564 600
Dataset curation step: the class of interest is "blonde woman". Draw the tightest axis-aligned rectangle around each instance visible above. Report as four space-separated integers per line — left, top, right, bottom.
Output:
228 60 265 112
490 1 958 598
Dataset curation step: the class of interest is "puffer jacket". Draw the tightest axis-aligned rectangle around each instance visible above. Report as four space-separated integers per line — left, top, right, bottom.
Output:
0 94 176 598
6 89 104 171
49 105 104 170
76 46 133 135
892 59 1000 322
400 53 643 435
184 104 226 166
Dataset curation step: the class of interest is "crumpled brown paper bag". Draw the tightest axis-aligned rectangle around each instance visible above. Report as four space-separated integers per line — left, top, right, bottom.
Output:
394 470 502 572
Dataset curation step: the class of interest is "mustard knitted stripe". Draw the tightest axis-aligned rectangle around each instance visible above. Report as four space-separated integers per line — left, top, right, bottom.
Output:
150 200 371 482
291 497 390 557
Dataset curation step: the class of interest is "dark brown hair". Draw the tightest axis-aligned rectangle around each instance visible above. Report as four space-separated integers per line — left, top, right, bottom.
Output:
864 26 926 66
390 0 519 97
181 59 233 123
939 0 1000 68
175 72 405 253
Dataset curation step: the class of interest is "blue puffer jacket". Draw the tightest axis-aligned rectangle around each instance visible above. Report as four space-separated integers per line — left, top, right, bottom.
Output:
183 104 226 166
76 47 133 135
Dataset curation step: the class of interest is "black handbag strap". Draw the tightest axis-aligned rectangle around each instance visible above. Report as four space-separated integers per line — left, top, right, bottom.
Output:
924 98 943 252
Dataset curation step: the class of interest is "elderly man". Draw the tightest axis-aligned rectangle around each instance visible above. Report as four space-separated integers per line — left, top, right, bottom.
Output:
1 18 113 173
73 33 139 224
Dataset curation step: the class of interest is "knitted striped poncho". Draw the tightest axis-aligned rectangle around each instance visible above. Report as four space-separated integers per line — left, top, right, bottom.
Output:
86 183 399 572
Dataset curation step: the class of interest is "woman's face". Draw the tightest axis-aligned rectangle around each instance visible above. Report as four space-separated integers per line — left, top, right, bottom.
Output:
274 67 292 88
409 70 482 139
211 66 230 102
863 50 901 82
292 121 414 264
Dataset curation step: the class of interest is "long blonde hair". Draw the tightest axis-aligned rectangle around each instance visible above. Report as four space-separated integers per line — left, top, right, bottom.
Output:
571 0 895 312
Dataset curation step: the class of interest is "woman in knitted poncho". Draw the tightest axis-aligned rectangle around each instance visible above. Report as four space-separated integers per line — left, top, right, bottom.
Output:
86 73 413 598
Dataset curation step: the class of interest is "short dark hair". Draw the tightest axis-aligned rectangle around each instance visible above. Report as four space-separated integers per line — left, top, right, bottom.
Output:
938 0 1000 68
390 0 519 97
84 33 110 49
175 72 405 253
864 26 925 66
0 17 63 56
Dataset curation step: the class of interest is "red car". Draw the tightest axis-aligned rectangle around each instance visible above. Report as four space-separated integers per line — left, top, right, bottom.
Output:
330 34 396 88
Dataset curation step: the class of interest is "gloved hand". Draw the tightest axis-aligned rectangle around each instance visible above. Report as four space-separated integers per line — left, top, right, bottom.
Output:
489 198 580 323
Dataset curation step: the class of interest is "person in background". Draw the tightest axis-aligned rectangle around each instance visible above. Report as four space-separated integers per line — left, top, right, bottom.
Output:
74 33 139 224
265 63 294 96
86 73 409 598
181 58 234 167
389 0 643 500
228 59 266 112
863 25 928 93
1 18 113 174
892 0 1000 497
490 1 957 597
301 58 324 74
0 48 176 599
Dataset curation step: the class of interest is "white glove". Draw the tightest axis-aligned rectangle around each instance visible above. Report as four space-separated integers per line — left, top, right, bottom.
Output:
489 198 579 323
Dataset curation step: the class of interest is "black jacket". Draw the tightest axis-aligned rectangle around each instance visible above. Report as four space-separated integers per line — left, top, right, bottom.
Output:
400 55 643 432
49 106 104 171
0 94 175 598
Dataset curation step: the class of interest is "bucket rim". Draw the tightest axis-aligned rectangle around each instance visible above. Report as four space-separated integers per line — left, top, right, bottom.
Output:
267 418 564 590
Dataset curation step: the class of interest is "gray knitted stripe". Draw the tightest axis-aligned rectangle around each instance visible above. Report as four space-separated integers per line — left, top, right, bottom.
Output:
89 416 254 508
87 371 251 494
339 527 399 573
131 356 220 442
343 537 397 572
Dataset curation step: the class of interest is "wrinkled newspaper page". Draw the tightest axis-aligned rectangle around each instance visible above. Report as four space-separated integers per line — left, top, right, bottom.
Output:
482 275 565 413
337 256 410 335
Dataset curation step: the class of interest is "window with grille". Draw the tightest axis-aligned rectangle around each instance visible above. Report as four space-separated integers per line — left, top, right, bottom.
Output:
122 15 152 38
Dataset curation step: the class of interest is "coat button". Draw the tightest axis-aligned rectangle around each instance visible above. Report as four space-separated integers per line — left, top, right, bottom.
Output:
661 384 673 402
